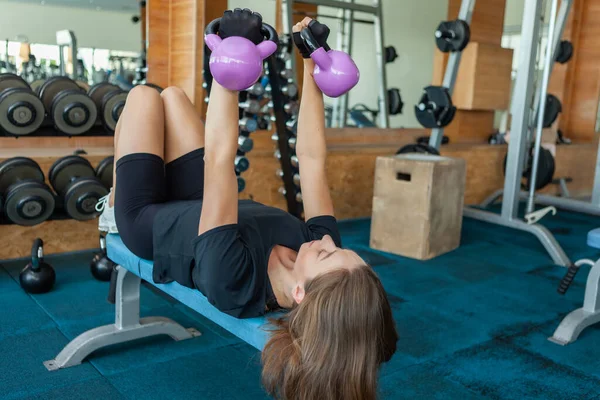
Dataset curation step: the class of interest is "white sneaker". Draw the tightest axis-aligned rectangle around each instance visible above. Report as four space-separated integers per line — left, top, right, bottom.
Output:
96 189 118 234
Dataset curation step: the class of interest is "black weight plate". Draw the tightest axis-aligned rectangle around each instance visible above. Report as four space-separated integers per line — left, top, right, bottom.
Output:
0 73 29 92
527 148 555 190
543 94 562 128
101 90 127 132
396 143 440 155
49 155 95 195
63 177 108 220
37 76 81 112
388 88 403 115
95 156 114 189
4 180 55 226
143 83 164 93
385 46 398 63
0 157 44 193
51 90 98 135
435 19 471 53
555 40 574 64
0 87 45 135
415 86 456 128
88 82 120 109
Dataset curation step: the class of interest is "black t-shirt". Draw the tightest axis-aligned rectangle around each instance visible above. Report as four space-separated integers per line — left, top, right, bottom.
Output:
151 199 341 319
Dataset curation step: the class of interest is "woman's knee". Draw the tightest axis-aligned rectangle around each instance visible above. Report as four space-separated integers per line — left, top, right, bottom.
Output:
126 85 163 110
161 86 191 105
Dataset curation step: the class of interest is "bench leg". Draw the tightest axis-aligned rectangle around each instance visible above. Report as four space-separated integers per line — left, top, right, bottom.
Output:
44 266 201 371
549 260 600 345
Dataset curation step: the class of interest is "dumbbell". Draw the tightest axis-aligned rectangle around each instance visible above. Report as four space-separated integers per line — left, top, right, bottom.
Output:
37 76 98 135
0 157 55 226
48 155 109 221
280 69 294 80
284 101 299 116
238 136 254 153
239 100 261 114
247 83 265 97
278 187 303 203
237 176 246 193
274 151 299 168
95 156 114 189
88 83 128 133
276 169 301 186
0 73 45 136
239 117 258 133
235 156 250 173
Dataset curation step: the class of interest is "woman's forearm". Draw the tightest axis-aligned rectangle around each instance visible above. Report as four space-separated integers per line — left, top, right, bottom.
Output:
204 81 239 163
295 60 327 161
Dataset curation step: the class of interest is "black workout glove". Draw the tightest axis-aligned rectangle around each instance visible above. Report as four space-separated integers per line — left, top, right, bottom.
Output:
293 20 330 58
218 8 264 45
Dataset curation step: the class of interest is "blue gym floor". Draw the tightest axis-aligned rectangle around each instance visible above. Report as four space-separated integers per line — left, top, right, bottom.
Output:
2 207 600 399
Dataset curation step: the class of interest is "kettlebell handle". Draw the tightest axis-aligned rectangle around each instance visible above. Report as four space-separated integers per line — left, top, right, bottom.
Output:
205 18 279 45
31 238 44 270
300 27 331 54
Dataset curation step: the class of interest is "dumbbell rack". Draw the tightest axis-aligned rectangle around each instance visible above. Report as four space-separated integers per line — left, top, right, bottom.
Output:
0 136 113 260
267 34 303 219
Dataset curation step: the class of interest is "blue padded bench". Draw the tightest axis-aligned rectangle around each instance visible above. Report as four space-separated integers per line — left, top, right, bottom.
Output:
44 234 273 371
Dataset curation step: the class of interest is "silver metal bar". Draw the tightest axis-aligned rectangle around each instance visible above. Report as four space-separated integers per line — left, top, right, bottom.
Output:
340 1 354 127
527 0 559 214
429 0 475 150
480 188 600 216
463 207 571 266
592 139 600 205
502 0 545 219
331 5 347 128
284 1 297 82
296 0 377 14
530 0 573 140
373 0 389 128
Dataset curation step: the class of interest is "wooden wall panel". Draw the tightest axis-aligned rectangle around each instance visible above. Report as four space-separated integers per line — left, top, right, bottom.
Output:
447 0 506 46
146 0 170 88
558 0 600 142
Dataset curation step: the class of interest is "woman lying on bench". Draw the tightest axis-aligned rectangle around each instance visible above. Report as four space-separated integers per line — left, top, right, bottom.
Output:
95 9 398 400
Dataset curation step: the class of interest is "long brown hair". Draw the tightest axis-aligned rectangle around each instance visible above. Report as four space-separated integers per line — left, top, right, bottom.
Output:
261 264 398 400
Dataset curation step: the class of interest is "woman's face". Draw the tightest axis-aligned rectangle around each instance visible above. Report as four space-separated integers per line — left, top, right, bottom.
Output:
294 235 365 282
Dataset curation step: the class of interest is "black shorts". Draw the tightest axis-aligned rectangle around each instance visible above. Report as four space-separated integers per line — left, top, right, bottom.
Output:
114 149 205 259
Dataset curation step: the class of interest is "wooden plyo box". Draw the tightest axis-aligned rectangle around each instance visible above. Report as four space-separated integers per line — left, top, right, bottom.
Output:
370 154 466 260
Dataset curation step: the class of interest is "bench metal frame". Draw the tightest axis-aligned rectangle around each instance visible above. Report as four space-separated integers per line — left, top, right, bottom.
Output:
44 266 201 371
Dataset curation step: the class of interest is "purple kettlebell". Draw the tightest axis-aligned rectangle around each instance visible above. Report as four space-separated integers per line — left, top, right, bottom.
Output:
205 18 278 91
300 28 359 98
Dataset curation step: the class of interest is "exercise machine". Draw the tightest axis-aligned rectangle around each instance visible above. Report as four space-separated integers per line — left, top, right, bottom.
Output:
549 228 600 345
461 0 575 267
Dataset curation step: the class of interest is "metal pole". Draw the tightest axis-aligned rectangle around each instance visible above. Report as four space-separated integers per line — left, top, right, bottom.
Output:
296 0 377 14
527 0 559 214
331 5 347 127
429 0 475 150
530 0 573 136
284 0 297 83
339 0 354 127
373 0 389 128
502 0 544 220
